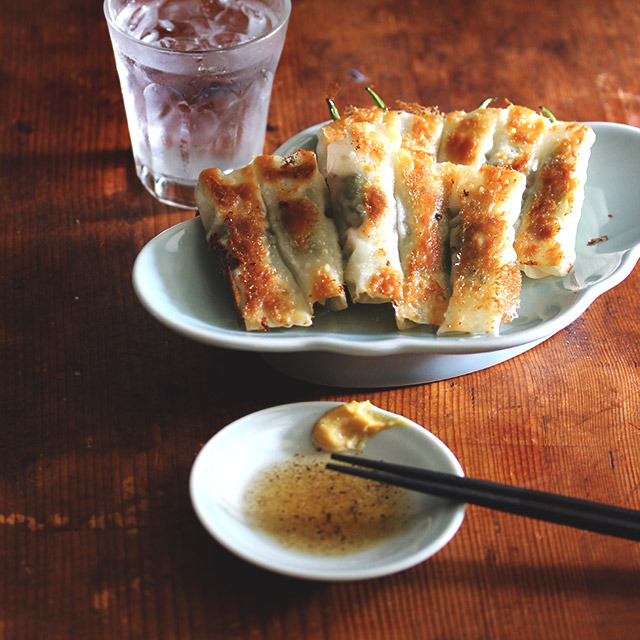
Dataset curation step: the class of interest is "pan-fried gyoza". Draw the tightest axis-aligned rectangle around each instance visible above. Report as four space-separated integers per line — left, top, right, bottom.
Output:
514 120 595 278
321 117 403 305
252 151 347 310
196 100 595 334
195 150 345 330
437 103 595 277
439 163 525 335
393 149 451 329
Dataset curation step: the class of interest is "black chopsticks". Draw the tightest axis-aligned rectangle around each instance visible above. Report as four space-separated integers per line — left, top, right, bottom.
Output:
327 453 640 541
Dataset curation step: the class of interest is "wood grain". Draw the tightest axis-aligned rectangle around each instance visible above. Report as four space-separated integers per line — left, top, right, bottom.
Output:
1 0 640 638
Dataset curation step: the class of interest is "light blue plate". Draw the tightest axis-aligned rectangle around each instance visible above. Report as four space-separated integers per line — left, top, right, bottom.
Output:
133 122 640 387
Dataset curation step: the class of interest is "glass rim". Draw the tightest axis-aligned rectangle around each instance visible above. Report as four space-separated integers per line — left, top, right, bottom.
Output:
103 0 291 55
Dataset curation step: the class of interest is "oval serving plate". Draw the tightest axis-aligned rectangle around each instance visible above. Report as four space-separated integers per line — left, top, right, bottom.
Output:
133 122 640 386
189 401 466 581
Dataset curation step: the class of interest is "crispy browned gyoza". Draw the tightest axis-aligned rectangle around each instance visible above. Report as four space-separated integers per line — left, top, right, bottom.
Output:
195 150 345 330
195 101 595 334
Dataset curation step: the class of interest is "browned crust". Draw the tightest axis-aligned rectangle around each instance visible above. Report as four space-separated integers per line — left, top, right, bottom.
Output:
367 266 403 302
253 151 316 183
508 105 548 147
198 167 306 330
499 106 550 173
394 100 441 117
442 109 498 165
252 151 345 305
396 152 450 325
452 166 522 324
402 111 445 155
514 123 590 267
311 268 345 302
362 185 387 228
208 231 245 328
320 106 385 146
276 198 318 249
349 121 389 167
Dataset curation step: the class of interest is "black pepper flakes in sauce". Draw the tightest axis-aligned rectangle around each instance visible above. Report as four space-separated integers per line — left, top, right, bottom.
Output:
243 454 416 555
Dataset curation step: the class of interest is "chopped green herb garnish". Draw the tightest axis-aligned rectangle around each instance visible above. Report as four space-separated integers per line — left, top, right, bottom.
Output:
326 98 340 121
366 87 386 109
540 106 557 122
477 97 497 109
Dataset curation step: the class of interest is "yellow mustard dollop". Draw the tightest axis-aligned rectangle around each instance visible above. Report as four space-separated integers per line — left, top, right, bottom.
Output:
311 401 407 452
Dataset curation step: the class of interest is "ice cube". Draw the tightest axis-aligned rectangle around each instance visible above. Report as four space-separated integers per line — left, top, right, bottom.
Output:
239 0 271 37
144 82 188 158
212 6 250 34
141 29 160 44
205 0 273 42
158 19 175 31
119 3 161 40
188 102 219 149
160 0 196 22
117 0 276 51
188 84 242 147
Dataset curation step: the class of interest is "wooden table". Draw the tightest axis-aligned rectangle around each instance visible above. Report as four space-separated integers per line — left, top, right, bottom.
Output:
3 0 640 637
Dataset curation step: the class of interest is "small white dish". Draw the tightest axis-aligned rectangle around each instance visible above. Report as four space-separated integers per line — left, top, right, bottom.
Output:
132 122 640 387
189 401 466 581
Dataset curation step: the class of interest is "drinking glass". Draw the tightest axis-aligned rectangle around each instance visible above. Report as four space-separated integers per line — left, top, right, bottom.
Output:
104 0 291 208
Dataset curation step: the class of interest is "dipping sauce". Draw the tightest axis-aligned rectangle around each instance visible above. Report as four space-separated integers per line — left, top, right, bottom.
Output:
243 454 416 555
